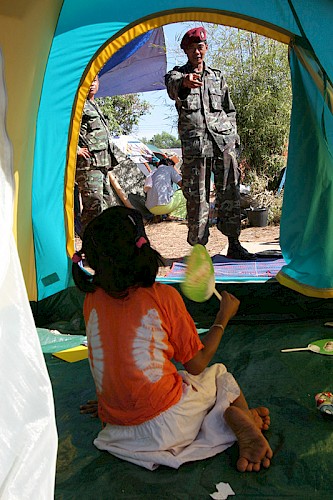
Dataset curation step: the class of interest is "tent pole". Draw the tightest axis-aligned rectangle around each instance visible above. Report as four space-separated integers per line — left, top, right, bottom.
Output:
108 171 135 209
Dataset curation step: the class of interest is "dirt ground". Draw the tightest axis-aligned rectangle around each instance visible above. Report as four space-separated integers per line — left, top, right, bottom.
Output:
76 218 280 277
145 220 280 276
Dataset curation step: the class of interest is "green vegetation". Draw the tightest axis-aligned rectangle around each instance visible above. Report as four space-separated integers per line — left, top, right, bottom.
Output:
96 94 151 135
143 131 181 149
97 26 292 225
245 171 284 225
206 25 291 224
207 26 291 185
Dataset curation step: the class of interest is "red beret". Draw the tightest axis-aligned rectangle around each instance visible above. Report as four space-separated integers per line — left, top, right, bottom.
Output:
180 27 207 51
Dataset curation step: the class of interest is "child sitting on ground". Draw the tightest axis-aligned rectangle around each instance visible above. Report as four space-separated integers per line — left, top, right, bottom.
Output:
144 158 185 218
72 206 273 472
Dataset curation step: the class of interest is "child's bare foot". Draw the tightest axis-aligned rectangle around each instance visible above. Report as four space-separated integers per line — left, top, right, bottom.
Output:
224 405 273 472
249 407 270 431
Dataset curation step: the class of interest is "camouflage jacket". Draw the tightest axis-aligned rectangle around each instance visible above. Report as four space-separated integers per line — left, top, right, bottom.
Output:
165 62 239 157
77 99 111 169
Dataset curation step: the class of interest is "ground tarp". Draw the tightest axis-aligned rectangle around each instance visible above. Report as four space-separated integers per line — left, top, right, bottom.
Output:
35 281 333 499
164 255 286 283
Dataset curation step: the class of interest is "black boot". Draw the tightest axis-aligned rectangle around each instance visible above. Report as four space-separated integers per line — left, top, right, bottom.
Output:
227 239 257 260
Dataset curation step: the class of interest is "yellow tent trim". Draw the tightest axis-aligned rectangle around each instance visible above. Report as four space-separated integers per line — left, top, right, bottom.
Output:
0 0 64 301
65 10 293 258
276 270 333 298
293 44 333 114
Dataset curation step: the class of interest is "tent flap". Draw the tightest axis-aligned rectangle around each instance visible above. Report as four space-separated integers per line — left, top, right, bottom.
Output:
277 44 333 297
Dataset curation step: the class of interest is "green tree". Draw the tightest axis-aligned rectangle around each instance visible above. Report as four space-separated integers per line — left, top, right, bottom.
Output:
149 131 181 149
96 94 151 135
206 26 292 181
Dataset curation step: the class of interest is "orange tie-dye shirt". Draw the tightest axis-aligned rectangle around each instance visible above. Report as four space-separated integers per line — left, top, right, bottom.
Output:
83 282 204 426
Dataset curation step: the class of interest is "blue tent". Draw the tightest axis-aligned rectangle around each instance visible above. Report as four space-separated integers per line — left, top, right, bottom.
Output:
1 0 333 302
97 28 166 97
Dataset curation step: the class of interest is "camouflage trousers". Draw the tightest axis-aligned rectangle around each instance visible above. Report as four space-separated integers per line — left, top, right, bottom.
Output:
75 167 118 235
182 146 241 246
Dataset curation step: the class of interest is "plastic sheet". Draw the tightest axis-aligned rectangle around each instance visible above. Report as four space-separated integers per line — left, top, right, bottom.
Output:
51 308 333 498
0 52 57 499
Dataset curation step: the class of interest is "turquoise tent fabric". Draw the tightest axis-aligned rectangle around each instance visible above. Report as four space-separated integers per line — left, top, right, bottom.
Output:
288 0 333 86
31 0 333 300
279 45 333 291
32 25 166 299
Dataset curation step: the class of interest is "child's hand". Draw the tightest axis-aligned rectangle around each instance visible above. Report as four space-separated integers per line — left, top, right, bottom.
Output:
80 399 98 418
217 291 240 322
184 291 240 375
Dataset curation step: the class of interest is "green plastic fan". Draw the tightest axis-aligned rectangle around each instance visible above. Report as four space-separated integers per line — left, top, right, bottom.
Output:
281 338 333 355
180 244 221 303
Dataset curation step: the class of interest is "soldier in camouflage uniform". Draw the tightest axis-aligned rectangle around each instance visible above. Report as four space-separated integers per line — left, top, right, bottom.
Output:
76 75 118 235
165 27 256 259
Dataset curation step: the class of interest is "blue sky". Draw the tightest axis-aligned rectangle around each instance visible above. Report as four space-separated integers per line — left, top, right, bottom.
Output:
136 22 189 141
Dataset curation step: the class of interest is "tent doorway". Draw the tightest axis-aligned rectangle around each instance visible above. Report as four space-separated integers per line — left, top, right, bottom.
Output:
30 6 333 301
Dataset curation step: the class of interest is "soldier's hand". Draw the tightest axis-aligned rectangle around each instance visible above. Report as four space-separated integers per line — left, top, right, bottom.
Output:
78 147 91 159
182 73 203 89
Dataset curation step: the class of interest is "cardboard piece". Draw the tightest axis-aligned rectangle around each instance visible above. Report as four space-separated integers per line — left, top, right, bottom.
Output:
52 345 88 363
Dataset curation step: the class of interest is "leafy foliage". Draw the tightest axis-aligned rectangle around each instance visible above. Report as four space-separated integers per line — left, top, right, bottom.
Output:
245 170 284 225
206 26 292 183
96 94 151 135
146 131 181 149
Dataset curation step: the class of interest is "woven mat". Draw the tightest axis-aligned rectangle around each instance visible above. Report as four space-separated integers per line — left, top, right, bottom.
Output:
164 253 286 283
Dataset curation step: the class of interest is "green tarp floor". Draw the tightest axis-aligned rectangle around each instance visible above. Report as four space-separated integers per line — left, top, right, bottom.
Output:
37 282 333 499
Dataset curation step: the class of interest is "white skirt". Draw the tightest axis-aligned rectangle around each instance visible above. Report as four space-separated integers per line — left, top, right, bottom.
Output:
94 363 240 470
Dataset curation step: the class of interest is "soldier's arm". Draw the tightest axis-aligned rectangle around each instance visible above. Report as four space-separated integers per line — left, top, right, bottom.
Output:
78 114 89 148
220 74 237 133
165 69 191 101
